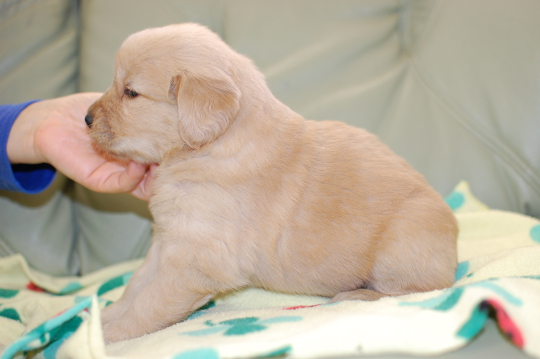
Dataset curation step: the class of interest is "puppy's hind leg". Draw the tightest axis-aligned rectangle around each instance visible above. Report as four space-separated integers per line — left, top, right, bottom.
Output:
330 288 389 303
360 196 458 302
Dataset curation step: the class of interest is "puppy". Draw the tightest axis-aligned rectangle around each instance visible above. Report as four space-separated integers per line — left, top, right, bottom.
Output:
86 23 458 343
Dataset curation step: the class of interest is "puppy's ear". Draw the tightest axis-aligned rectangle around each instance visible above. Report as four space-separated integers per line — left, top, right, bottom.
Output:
171 72 240 149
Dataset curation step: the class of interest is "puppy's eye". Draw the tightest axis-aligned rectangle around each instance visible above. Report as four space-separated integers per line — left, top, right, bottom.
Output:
124 88 139 98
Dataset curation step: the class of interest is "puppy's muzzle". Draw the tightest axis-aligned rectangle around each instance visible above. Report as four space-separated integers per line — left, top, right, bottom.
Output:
85 113 94 128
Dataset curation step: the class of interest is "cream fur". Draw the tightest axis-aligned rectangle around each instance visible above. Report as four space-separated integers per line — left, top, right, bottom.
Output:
87 23 458 343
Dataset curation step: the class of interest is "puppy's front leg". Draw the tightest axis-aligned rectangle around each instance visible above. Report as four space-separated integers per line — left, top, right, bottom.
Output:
101 240 214 343
100 241 162 326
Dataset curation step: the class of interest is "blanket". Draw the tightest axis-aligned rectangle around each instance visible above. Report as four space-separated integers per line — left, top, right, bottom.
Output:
1 181 540 359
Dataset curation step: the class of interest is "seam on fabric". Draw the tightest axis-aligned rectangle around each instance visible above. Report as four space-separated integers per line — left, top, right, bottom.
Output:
64 180 82 276
404 0 540 198
399 0 444 56
0 235 15 257
410 61 540 198
0 0 42 21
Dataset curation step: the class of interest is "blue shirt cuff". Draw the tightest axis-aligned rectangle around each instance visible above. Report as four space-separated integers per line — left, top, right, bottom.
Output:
0 101 57 194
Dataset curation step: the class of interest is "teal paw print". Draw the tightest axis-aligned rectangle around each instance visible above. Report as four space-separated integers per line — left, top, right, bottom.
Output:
531 224 540 243
97 272 134 296
445 191 465 212
0 288 19 298
182 316 302 337
0 308 21 322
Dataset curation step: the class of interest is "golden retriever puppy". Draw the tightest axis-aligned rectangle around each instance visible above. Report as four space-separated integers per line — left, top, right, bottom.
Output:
86 23 458 343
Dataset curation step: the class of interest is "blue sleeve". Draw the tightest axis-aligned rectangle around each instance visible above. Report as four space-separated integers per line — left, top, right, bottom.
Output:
0 101 56 194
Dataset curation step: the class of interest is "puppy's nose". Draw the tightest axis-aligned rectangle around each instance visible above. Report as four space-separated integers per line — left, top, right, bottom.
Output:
85 113 93 128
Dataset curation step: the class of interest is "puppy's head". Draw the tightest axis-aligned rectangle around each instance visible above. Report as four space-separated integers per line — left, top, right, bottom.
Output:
86 23 241 163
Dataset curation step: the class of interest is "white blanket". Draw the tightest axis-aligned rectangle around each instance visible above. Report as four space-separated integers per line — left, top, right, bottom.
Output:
1 181 539 359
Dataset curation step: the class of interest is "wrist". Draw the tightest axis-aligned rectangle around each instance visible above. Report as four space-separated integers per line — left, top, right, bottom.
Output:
7 100 49 164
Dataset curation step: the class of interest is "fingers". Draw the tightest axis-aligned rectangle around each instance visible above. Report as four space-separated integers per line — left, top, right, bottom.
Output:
114 161 148 195
84 161 154 199
98 161 157 201
130 163 158 201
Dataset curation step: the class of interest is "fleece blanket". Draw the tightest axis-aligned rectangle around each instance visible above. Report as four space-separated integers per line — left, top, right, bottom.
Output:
1 181 540 359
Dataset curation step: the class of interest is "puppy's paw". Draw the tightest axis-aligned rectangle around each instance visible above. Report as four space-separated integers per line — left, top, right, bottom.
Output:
330 288 388 303
102 311 171 343
102 321 127 344
102 319 144 344
100 301 133 338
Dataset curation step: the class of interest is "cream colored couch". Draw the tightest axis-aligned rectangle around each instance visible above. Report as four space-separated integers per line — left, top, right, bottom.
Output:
0 1 538 357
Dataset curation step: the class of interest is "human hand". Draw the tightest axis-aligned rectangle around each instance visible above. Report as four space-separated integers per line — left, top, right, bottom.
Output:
7 93 157 201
